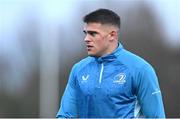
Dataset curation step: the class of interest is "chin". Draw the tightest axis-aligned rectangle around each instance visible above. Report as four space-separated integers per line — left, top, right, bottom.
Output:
88 53 100 57
87 52 96 57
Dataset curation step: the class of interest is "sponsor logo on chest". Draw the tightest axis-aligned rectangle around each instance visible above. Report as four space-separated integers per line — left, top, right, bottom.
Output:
81 74 89 83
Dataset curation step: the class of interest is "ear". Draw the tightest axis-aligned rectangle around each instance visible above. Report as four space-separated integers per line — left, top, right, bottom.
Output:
109 31 118 41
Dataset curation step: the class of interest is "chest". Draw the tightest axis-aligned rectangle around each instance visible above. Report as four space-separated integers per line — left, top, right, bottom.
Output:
76 63 134 97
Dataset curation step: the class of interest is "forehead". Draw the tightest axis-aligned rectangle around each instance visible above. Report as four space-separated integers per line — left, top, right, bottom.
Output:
84 22 105 31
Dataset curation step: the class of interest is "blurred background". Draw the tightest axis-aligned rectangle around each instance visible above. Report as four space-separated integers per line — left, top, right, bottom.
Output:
0 0 180 117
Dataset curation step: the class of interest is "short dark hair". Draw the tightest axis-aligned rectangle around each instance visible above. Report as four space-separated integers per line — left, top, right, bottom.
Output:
83 8 120 29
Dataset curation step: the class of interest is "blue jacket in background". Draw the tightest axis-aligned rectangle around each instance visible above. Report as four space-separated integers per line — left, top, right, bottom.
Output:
56 43 165 118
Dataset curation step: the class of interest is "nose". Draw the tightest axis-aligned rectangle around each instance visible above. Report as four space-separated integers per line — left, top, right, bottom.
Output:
84 35 91 42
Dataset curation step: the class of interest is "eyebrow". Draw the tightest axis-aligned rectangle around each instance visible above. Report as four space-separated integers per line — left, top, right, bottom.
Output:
83 30 98 34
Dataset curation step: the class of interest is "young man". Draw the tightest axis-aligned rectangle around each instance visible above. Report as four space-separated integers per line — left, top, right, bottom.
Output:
56 8 165 118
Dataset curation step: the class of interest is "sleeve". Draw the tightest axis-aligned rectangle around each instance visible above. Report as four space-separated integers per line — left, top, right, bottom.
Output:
135 64 165 118
56 64 78 118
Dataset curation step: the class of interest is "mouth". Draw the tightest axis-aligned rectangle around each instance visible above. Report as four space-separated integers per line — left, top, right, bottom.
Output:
86 45 94 51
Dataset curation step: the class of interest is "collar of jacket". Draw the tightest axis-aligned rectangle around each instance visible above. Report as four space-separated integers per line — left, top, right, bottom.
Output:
93 42 123 63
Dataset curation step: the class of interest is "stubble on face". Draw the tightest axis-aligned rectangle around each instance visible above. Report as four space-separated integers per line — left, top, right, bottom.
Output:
84 23 109 57
84 23 118 57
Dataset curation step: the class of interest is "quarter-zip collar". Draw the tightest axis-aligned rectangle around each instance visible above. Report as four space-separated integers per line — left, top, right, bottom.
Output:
94 42 123 63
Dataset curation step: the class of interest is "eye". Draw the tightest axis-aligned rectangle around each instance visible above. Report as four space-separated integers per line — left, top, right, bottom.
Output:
83 30 87 34
90 32 96 37
88 31 97 37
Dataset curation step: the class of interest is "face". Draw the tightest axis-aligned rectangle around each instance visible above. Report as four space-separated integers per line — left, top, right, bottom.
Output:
83 23 115 57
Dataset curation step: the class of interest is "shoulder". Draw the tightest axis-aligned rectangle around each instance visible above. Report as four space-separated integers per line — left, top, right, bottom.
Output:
118 49 153 70
72 56 95 73
119 49 158 93
120 49 158 84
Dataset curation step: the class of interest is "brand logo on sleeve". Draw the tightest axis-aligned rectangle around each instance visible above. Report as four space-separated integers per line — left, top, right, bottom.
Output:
152 88 161 95
113 73 126 84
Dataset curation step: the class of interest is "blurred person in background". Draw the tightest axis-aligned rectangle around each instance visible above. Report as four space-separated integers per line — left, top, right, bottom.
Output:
56 8 165 118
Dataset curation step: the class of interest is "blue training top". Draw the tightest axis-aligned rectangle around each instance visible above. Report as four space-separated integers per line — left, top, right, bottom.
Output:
56 43 165 118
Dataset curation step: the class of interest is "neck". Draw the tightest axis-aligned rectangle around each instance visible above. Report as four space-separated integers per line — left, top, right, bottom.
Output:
100 42 118 57
108 42 118 54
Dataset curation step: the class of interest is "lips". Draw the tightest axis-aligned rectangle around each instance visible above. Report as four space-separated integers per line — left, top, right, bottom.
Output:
86 45 93 50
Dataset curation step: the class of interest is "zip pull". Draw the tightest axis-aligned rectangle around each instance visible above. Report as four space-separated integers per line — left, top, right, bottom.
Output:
99 63 104 84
